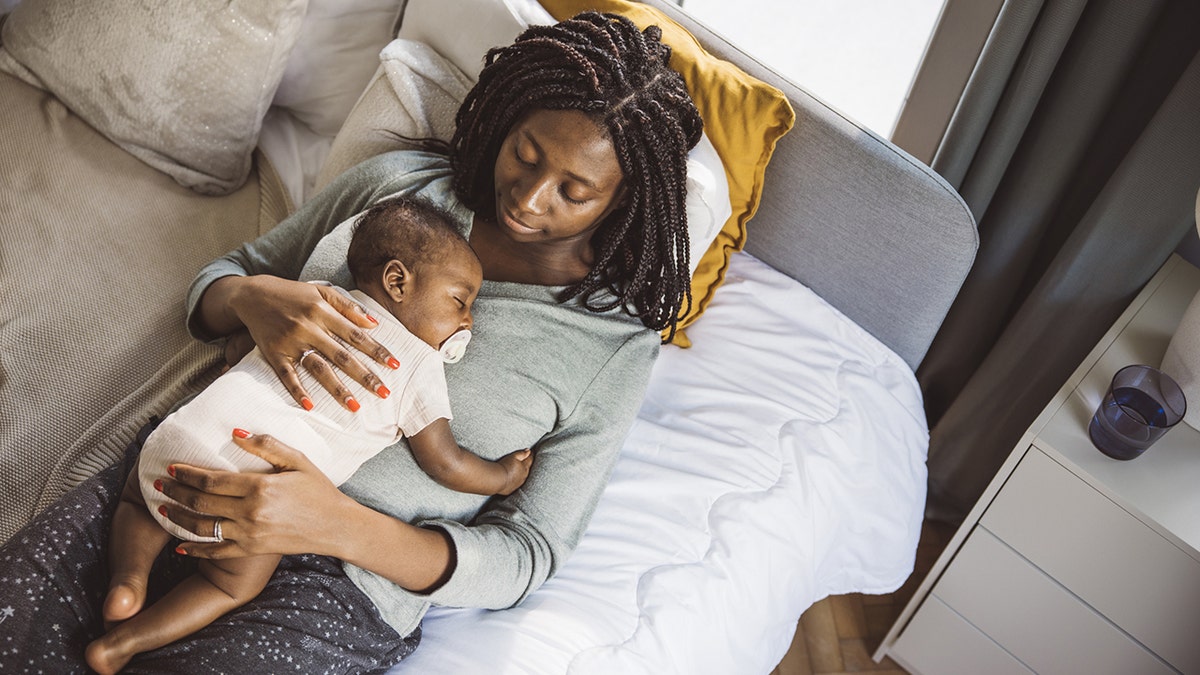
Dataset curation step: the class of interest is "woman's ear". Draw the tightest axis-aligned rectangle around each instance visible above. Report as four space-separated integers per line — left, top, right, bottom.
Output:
382 259 412 302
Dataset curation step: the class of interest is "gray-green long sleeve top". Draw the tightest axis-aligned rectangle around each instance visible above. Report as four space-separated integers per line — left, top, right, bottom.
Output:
185 150 660 637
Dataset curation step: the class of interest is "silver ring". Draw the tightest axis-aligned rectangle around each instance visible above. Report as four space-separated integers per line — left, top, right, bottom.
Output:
212 517 224 543
298 348 317 364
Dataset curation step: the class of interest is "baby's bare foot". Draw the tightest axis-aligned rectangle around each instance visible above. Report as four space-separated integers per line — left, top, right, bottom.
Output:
102 578 146 624
85 634 134 675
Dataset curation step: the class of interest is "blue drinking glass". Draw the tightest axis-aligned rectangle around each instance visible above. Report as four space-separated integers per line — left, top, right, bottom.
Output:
1088 364 1187 460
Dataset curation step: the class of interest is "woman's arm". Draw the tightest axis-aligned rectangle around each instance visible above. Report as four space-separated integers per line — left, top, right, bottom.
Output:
187 151 453 405
186 153 427 341
410 331 660 609
159 331 658 603
161 431 456 593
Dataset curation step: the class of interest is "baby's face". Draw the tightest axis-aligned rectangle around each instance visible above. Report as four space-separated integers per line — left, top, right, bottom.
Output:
399 245 482 351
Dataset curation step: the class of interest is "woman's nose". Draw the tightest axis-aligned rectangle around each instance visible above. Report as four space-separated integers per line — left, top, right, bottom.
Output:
514 175 552 215
462 312 474 331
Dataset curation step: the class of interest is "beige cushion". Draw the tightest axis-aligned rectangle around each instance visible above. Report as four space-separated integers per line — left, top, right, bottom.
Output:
0 72 291 542
315 39 474 192
0 0 305 195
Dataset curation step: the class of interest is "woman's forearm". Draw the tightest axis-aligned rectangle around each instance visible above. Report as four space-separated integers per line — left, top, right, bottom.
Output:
194 275 250 338
332 496 455 594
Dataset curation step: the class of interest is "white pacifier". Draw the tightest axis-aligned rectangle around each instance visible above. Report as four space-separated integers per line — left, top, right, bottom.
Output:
440 329 472 364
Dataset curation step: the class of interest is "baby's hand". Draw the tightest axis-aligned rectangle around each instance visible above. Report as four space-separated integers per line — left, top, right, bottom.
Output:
497 449 533 495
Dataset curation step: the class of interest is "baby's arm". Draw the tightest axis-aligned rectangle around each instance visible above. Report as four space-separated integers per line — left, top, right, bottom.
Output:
407 418 532 495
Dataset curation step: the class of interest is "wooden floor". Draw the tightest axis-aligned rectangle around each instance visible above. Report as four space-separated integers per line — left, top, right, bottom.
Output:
771 519 957 675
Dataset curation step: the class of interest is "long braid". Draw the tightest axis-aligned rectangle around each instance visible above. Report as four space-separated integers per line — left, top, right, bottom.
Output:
449 12 702 342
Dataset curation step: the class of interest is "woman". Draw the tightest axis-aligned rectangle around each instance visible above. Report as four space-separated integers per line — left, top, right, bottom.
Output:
0 12 702 672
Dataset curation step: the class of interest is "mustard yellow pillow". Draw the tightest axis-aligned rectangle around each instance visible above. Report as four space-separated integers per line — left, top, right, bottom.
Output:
540 0 795 345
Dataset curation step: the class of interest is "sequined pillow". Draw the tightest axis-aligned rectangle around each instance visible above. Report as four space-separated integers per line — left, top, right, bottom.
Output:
0 0 306 195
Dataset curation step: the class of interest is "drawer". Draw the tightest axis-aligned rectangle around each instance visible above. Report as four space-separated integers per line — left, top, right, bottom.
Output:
982 447 1200 674
891 594 1033 675
935 527 1173 675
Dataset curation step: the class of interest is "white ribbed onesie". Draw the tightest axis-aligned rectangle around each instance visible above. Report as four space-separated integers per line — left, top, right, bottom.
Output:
139 288 451 542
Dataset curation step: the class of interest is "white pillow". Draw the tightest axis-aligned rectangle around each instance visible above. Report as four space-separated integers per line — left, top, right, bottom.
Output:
319 35 731 275
272 0 408 138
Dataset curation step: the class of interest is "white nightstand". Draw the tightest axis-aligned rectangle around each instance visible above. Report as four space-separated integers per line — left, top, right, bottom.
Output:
877 255 1200 675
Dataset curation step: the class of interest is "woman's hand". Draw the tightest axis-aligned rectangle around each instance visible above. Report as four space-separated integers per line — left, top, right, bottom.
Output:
160 431 456 592
216 275 400 410
159 431 356 560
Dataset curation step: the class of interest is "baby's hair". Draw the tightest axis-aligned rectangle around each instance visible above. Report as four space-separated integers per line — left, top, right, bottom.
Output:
449 11 703 342
346 196 470 288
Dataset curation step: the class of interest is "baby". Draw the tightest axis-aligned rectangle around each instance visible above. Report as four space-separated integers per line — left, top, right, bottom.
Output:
86 197 532 673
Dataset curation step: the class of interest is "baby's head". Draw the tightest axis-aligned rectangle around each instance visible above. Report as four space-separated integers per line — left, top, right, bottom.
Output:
347 197 482 352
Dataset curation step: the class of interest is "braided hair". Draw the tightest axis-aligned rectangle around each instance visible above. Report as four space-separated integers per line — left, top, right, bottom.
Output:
449 11 703 342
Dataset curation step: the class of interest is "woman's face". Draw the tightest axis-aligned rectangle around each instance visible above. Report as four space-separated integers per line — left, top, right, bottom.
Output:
492 108 626 246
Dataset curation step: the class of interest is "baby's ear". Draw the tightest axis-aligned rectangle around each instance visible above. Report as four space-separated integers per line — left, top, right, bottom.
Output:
382 259 412 302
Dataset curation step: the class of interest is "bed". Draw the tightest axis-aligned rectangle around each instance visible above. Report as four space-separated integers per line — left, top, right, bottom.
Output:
0 0 977 672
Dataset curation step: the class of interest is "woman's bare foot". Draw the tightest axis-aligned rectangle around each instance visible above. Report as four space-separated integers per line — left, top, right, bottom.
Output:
102 576 147 626
84 631 136 675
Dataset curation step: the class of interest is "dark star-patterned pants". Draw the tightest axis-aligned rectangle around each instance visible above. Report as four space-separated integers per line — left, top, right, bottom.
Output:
0 421 419 674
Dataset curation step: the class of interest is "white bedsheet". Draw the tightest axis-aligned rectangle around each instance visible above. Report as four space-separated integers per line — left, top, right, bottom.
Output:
391 251 929 674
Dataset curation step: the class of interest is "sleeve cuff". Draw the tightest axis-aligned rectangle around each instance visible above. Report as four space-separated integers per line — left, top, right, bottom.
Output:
185 266 245 343
411 518 533 609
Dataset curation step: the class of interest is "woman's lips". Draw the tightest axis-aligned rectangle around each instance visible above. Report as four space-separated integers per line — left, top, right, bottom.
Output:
501 207 539 235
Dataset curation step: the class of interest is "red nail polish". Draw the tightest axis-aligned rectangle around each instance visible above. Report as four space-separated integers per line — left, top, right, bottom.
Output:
233 428 251 439
167 465 176 477
153 479 163 492
158 505 167 516
301 397 314 411
346 397 360 412
175 546 187 556
366 313 379 325
376 385 390 398
387 357 400 370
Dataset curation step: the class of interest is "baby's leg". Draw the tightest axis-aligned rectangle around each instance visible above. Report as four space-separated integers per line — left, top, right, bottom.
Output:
85 553 281 675
102 462 172 625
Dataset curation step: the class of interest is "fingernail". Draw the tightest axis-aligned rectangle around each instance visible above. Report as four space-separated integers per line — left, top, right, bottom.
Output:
366 313 379 325
167 465 176 477
376 385 390 398
346 397 361 413
175 546 187 556
158 505 167 516
387 357 400 370
233 428 251 439
301 397 314 411
153 479 163 492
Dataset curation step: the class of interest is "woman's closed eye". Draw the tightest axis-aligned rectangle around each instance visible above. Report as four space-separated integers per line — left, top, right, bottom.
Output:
560 187 588 205
514 140 591 205
515 145 536 167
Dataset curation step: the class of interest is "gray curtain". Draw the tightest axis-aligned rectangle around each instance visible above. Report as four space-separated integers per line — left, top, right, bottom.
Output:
918 0 1200 522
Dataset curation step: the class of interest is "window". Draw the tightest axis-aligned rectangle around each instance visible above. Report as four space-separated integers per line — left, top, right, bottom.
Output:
679 0 945 138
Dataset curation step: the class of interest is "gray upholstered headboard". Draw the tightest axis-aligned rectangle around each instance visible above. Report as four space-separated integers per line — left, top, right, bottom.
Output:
644 0 978 369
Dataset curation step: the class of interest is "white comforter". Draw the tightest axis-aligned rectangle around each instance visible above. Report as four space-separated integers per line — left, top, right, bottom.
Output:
394 251 929 674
